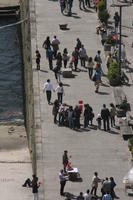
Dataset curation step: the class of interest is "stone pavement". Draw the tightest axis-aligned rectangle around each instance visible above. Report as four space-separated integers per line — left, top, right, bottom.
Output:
34 0 132 199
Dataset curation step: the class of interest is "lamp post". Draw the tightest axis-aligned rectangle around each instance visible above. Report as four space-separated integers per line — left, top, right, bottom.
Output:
111 3 130 76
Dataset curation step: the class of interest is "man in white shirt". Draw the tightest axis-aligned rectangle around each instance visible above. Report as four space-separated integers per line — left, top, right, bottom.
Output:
91 172 101 196
84 189 91 200
43 79 54 104
51 35 60 59
102 192 112 200
79 44 87 67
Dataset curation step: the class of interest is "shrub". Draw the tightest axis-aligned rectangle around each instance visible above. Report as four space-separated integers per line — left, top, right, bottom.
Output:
97 0 105 11
98 9 110 25
107 61 120 86
128 137 133 151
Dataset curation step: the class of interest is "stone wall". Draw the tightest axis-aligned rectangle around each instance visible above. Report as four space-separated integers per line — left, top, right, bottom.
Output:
19 0 36 174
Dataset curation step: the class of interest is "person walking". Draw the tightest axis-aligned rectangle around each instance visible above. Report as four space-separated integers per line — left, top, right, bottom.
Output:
101 104 110 131
60 0 66 14
72 47 79 71
56 52 62 69
62 48 69 68
52 99 59 124
73 105 81 129
51 35 60 59
87 57 94 79
59 169 67 196
43 79 54 104
62 150 69 172
53 65 61 83
35 50 41 70
47 47 53 70
94 50 102 64
109 103 116 127
42 36 51 59
55 82 64 104
93 67 101 93
67 0 73 16
102 192 112 200
79 44 87 67
91 172 101 197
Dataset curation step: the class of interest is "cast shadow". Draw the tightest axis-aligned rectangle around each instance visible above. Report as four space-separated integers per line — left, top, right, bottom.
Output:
108 129 120 135
83 9 94 13
98 91 110 95
64 192 77 199
72 15 81 19
128 193 133 197
70 177 83 182
101 83 110 87
40 69 48 73
88 124 97 130
62 83 70 87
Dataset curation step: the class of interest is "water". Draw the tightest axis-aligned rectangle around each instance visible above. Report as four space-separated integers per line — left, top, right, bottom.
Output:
0 17 24 123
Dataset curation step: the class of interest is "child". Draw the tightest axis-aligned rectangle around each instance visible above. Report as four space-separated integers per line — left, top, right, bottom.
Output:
96 113 102 129
36 50 41 70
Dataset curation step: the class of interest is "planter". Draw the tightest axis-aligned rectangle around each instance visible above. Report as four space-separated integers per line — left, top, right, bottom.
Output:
104 43 111 51
109 78 120 86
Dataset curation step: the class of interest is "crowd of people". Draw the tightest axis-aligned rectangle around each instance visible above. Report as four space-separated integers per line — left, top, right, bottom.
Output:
59 151 118 200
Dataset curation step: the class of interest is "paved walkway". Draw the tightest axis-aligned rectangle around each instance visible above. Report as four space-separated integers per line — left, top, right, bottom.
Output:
35 1 132 199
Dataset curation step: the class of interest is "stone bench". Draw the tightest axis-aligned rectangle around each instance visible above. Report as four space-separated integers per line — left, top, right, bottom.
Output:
62 68 72 78
119 118 133 140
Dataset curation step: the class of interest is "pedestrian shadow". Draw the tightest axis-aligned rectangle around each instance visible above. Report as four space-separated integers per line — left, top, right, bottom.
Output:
62 83 70 87
108 129 120 135
97 91 110 95
70 177 83 182
64 192 77 199
72 15 81 19
101 83 110 87
88 124 97 130
83 9 94 13
40 69 48 73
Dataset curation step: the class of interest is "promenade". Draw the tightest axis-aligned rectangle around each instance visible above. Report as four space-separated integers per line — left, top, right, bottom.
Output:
34 1 132 200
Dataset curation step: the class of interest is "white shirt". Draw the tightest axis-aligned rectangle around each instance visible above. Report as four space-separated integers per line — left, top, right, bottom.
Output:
43 82 53 91
55 86 64 94
84 193 91 200
79 47 86 58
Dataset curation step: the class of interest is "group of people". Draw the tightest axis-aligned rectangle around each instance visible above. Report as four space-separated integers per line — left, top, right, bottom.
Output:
60 151 117 199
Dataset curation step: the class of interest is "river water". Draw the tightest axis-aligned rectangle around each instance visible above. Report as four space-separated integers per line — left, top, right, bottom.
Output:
0 17 24 123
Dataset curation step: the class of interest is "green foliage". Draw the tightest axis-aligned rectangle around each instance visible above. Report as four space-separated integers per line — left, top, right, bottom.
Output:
107 62 120 86
128 137 133 151
97 0 105 11
98 9 110 25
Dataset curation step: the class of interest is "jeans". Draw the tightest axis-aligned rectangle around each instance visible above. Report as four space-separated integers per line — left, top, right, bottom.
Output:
68 117 73 129
88 68 93 79
60 181 66 195
80 57 86 67
33 193 38 200
57 93 63 104
91 186 97 196
103 118 110 131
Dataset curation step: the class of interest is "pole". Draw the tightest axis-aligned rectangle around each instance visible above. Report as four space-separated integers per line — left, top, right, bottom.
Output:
119 6 122 76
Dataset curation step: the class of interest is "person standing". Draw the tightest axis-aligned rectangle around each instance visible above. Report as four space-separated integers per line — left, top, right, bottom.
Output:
60 0 66 14
87 57 94 79
77 192 84 200
72 47 79 71
68 106 74 129
59 169 67 196
53 65 61 83
109 177 117 199
56 52 62 70
62 48 69 68
51 35 60 59
101 177 111 197
62 150 69 172
96 113 102 129
42 36 51 59
43 79 54 104
52 99 59 124
106 53 113 69
101 104 110 131
91 172 101 197
85 0 90 8
73 105 81 129
79 44 87 67
32 175 40 200
113 12 120 32
94 67 101 93
102 192 112 200
47 47 53 70
76 38 82 51
55 82 64 104
79 0 86 10
67 0 73 16
84 189 91 200
109 103 116 127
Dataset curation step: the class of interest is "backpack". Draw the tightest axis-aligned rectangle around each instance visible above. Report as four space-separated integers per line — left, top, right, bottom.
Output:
94 55 98 62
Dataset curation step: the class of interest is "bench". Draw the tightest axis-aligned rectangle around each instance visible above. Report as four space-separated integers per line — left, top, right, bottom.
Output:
119 118 133 140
